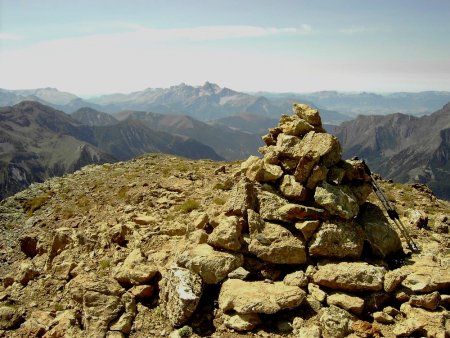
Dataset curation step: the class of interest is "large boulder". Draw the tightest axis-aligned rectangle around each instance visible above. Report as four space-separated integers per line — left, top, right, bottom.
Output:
395 303 448 338
314 182 359 220
224 177 257 217
207 215 243 251
178 244 244 284
308 220 364 259
258 188 327 222
0 306 24 330
320 305 355 338
357 203 402 257
276 133 304 159
68 274 125 338
292 104 322 127
159 267 202 327
241 156 283 182
257 188 291 220
113 249 159 286
247 210 307 264
279 175 308 201
299 131 342 167
395 255 450 293
294 152 319 183
278 114 315 136
218 279 306 314
326 293 365 315
222 313 262 332
313 262 386 292
401 267 450 293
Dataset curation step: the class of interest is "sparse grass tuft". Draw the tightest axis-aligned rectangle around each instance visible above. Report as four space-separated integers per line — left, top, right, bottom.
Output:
175 163 189 172
153 306 163 317
176 199 200 213
178 326 193 338
213 197 226 205
99 258 110 270
214 180 233 191
117 186 129 200
22 193 53 216
61 208 75 220
162 168 171 177
54 303 64 311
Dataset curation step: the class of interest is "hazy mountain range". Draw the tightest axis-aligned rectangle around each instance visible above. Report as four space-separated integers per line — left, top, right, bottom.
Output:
1 83 450 200
4 83 449 124
335 103 450 199
0 101 222 199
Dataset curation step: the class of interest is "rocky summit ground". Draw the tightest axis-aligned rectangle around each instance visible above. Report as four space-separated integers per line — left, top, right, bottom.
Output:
0 104 449 338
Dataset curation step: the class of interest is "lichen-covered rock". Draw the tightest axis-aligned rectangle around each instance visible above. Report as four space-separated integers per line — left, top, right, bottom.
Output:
207 215 242 251
314 182 359 219
299 131 342 167
373 311 394 324
0 305 24 330
257 188 291 220
313 262 386 292
113 249 158 286
357 202 402 257
43 309 83 338
247 210 306 264
295 220 321 241
242 156 283 182
292 104 322 126
409 291 441 310
294 153 319 183
396 303 448 338
262 127 282 146
67 274 125 338
401 265 450 293
278 114 315 136
349 183 373 205
327 293 365 315
295 325 322 338
276 133 304 159
342 159 371 182
283 271 308 287
222 313 261 331
271 203 328 223
224 177 257 217
218 279 306 314
109 292 136 334
160 267 202 327
320 305 355 338
308 220 364 259
178 244 243 284
308 283 327 303
384 269 408 293
306 165 328 189
279 175 308 201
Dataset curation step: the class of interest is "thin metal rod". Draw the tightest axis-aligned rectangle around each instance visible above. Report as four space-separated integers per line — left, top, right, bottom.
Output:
362 161 419 253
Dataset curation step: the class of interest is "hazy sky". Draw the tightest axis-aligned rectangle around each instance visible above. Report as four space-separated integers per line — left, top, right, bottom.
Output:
1 0 449 96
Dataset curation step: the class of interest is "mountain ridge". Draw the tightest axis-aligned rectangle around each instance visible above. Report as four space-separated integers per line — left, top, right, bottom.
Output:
0 101 222 199
11 84 450 123
334 103 450 199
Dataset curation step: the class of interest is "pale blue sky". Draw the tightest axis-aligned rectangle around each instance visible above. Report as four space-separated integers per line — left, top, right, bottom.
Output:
1 0 449 95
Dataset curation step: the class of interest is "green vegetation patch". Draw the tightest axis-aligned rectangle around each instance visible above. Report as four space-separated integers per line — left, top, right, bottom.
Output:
176 199 200 213
213 197 226 205
22 192 53 216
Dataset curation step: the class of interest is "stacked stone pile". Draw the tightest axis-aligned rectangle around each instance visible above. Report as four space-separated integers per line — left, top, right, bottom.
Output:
2 104 448 337
161 104 450 337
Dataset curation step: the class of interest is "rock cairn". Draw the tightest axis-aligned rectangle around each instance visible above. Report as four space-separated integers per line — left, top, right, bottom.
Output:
161 104 449 337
